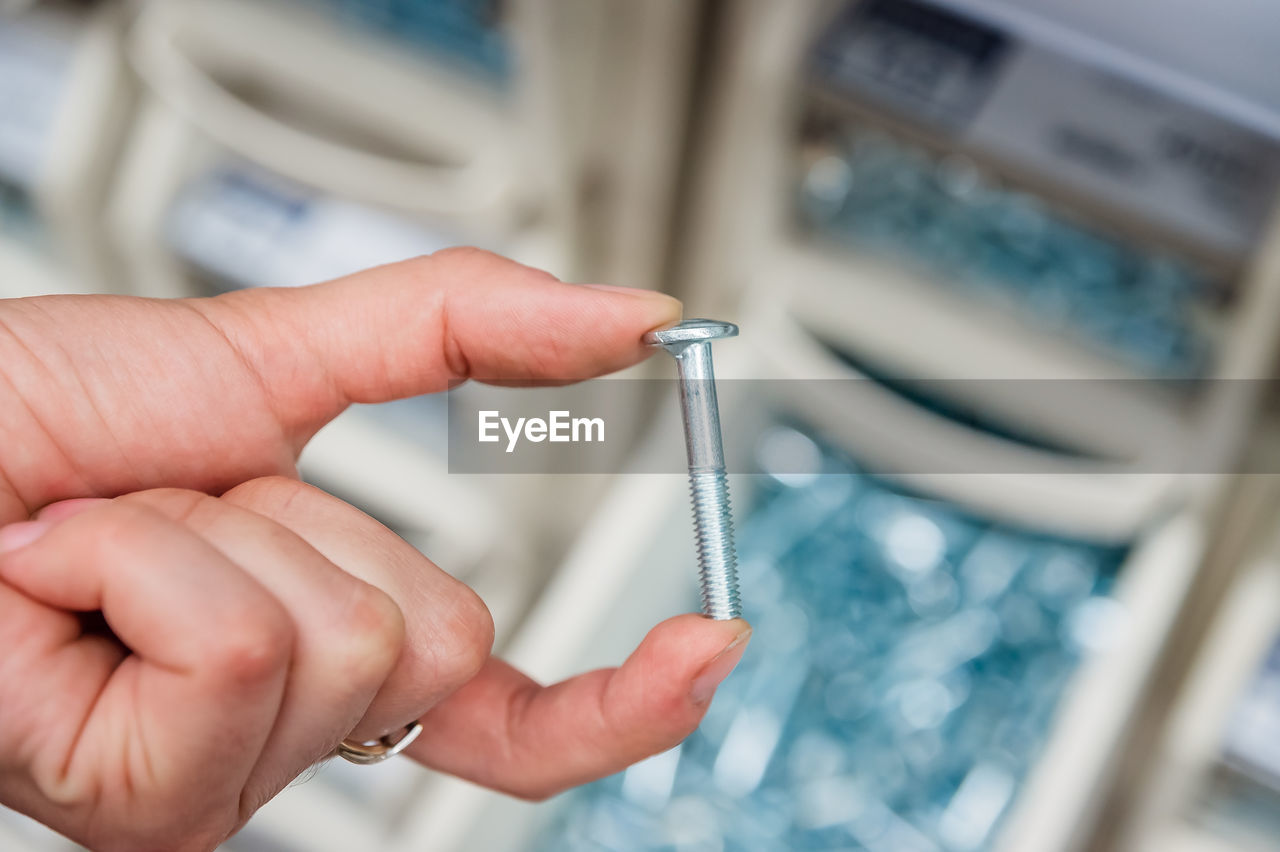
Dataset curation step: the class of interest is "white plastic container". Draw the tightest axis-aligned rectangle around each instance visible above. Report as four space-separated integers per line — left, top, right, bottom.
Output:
109 0 565 296
679 0 1280 458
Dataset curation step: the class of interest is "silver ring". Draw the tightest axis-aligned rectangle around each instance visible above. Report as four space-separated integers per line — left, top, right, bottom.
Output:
335 721 423 765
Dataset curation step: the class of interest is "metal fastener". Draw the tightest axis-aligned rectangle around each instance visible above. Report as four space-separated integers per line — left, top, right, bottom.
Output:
645 319 742 620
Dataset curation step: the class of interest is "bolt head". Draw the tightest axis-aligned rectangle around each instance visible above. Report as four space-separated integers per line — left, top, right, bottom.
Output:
644 318 739 348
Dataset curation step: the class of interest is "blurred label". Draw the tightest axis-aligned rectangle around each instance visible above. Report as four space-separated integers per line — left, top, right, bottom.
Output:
811 0 1010 128
300 0 510 82
968 47 1280 256
167 164 457 289
811 0 1280 255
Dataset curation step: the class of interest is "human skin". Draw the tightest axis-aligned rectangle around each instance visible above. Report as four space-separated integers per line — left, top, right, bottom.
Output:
0 248 751 852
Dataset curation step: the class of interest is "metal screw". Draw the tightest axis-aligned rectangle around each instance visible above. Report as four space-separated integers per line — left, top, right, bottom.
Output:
645 319 742 620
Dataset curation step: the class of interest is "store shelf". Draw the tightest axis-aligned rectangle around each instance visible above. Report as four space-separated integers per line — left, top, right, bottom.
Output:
4 2 1263 850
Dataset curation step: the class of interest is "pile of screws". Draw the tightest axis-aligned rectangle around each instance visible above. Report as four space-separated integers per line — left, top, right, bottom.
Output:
797 132 1212 378
300 0 510 79
537 425 1128 852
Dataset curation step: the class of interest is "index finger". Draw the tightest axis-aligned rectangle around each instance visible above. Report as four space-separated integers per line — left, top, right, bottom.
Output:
405 614 751 800
0 249 680 518
195 248 683 438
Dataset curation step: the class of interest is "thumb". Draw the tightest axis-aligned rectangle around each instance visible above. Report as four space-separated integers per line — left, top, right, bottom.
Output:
405 614 753 800
195 248 683 437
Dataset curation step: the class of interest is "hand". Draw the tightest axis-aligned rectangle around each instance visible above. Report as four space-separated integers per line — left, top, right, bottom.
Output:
0 249 752 852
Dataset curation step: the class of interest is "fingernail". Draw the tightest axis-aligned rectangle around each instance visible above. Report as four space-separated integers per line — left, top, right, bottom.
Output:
0 520 52 554
582 284 682 323
690 626 752 704
35 497 109 523
581 283 658 297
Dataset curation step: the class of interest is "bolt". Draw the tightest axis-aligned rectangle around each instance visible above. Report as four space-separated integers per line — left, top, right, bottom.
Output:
644 318 742 620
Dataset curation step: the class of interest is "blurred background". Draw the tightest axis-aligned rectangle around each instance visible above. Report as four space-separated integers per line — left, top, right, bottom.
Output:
2 0 1280 850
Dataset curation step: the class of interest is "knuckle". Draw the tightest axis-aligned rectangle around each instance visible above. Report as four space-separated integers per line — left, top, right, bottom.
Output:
221 474 309 513
430 582 494 688
207 604 294 687
503 775 564 803
104 490 215 533
121 487 206 507
81 502 167 557
427 246 558 283
499 767 576 803
332 582 406 685
427 245 495 268
27 761 93 810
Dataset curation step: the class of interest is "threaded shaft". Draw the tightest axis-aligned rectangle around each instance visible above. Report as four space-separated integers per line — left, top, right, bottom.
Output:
688 468 741 620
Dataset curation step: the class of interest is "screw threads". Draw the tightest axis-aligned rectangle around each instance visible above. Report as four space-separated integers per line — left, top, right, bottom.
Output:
688 468 741 620
645 318 742 622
